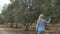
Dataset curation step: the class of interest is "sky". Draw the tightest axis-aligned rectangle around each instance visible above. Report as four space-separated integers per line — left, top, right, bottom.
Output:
0 0 11 13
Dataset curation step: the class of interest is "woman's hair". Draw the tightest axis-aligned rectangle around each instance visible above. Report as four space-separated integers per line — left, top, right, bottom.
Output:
39 14 44 17
38 14 44 20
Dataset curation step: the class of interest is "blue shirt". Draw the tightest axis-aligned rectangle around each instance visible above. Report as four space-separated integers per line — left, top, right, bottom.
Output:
36 18 51 31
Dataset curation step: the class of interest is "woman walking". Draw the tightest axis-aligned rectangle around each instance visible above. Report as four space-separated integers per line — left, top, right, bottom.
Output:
36 14 51 34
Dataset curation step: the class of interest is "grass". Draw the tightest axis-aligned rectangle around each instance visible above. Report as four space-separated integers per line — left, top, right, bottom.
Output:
0 23 60 34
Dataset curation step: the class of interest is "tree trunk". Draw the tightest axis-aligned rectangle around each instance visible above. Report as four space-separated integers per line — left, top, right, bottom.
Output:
10 22 13 27
16 23 18 28
25 25 29 31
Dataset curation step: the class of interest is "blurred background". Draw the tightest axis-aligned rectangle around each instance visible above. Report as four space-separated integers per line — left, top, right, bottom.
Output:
0 0 60 34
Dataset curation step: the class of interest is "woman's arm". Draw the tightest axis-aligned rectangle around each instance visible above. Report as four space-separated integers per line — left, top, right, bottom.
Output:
45 18 51 23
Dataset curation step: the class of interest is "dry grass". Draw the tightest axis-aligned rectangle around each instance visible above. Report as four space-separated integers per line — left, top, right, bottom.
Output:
1 23 60 34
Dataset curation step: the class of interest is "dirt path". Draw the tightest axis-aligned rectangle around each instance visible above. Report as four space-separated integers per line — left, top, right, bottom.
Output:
0 28 20 34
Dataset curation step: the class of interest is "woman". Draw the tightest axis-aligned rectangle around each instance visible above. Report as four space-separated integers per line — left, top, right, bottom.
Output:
36 14 51 34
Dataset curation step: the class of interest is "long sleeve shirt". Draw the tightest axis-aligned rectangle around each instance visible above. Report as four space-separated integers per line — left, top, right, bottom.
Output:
36 18 51 31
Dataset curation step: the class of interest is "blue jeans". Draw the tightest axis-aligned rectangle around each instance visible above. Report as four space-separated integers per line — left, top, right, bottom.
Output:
38 31 45 34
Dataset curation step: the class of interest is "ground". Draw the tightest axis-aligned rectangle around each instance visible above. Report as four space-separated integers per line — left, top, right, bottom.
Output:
0 23 60 34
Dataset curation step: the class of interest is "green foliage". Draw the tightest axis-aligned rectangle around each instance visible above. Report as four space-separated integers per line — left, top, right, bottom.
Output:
1 0 60 28
0 14 4 24
37 0 60 23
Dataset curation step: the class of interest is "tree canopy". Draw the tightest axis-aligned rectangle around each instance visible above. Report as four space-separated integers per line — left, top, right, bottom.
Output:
1 0 60 30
